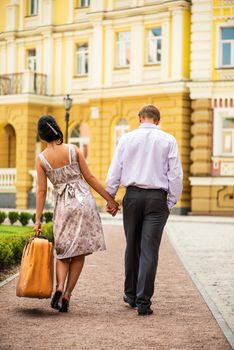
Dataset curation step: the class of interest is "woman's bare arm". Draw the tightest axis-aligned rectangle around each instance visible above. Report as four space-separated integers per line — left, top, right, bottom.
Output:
76 148 119 213
35 157 47 232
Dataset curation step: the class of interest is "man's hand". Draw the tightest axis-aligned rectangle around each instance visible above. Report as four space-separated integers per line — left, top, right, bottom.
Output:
106 199 119 217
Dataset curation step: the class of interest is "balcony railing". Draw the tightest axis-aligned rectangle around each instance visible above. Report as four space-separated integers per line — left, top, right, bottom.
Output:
29 170 54 207
0 71 47 95
0 168 16 191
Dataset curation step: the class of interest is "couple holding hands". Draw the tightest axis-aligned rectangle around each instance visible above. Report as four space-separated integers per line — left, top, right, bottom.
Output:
35 104 183 316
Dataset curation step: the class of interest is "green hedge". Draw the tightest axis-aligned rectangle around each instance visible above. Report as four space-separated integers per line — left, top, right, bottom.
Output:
0 222 53 269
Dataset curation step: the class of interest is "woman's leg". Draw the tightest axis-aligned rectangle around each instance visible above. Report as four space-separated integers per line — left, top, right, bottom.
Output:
56 258 70 291
63 255 85 298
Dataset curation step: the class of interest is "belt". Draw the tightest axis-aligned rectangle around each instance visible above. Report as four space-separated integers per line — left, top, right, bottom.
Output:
127 186 167 195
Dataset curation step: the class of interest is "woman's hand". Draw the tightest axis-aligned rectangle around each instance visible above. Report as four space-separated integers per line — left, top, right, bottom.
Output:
106 199 119 217
34 221 42 236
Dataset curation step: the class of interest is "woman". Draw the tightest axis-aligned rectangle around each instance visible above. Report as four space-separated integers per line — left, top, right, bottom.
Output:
35 115 118 312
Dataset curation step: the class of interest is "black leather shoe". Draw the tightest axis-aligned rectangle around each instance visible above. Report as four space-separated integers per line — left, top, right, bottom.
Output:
138 307 153 316
51 291 62 310
123 295 137 308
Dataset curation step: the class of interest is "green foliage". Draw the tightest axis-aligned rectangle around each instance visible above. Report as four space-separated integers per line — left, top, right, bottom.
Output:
31 213 36 223
41 222 54 243
18 212 32 226
0 211 7 225
0 223 54 268
43 211 53 223
8 211 19 225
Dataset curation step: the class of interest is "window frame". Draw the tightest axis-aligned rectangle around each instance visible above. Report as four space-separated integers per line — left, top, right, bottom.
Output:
213 108 234 157
115 31 131 69
75 43 89 77
27 48 37 71
28 0 38 16
217 24 234 68
78 0 90 8
114 119 129 149
145 27 162 65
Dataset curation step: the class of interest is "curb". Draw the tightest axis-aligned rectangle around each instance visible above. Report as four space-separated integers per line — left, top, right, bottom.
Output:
166 226 234 350
0 272 19 288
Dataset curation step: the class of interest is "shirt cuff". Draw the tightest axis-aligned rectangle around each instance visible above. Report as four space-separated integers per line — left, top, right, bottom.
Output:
167 199 175 210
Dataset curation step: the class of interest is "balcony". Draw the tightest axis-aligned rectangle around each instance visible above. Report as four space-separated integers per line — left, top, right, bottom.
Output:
0 71 47 96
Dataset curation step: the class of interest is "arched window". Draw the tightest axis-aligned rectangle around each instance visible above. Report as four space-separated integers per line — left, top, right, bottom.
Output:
4 124 16 168
114 118 129 148
69 123 90 159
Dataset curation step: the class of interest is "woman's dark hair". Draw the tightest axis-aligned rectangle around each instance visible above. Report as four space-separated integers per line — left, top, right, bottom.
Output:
37 115 63 144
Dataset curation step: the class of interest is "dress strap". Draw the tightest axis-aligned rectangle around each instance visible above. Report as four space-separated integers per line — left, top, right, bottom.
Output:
69 144 78 164
38 153 53 172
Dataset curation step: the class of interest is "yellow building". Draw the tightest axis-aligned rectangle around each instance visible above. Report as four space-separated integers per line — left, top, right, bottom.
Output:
1 0 232 215
189 0 234 214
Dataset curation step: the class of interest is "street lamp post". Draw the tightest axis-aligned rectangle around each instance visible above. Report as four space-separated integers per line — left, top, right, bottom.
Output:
63 94 73 144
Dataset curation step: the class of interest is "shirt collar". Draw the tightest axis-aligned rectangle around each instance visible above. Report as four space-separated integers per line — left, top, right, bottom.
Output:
139 123 160 129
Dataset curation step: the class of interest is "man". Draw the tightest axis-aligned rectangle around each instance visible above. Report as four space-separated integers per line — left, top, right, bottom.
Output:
106 105 183 316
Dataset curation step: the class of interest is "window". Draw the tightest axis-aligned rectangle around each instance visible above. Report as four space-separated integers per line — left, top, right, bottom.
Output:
221 117 234 155
114 119 129 148
221 27 234 67
27 49 37 71
116 32 131 68
29 0 38 16
146 28 162 64
214 108 234 156
69 124 90 159
76 43 89 76
78 0 90 7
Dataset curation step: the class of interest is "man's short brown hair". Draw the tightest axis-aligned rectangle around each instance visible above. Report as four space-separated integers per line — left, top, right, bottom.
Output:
138 105 160 122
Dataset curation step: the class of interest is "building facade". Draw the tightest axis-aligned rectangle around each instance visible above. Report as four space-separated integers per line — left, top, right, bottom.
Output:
0 0 233 215
189 0 234 214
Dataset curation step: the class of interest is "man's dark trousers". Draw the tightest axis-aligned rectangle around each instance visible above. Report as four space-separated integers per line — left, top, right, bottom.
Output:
123 186 169 311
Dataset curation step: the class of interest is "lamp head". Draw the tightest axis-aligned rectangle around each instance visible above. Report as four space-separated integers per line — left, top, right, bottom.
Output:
63 94 73 111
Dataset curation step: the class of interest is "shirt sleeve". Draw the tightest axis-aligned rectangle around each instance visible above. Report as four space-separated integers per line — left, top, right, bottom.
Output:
167 138 183 210
106 136 125 198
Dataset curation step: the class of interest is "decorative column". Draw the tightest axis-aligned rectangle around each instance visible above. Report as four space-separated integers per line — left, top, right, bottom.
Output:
41 0 54 26
104 22 114 87
171 8 183 79
161 14 170 81
6 2 19 31
15 106 38 209
43 31 53 95
91 20 103 88
190 99 213 213
91 0 105 12
54 34 63 95
190 99 212 176
6 35 16 74
130 18 143 84
64 34 73 93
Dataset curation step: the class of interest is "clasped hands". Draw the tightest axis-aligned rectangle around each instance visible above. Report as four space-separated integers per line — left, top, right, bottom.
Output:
106 198 119 217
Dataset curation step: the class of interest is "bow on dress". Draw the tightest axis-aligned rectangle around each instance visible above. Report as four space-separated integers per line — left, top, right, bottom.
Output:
54 182 85 207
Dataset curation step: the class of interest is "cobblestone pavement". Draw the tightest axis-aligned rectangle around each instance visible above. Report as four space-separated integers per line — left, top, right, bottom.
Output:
0 222 232 350
166 216 234 349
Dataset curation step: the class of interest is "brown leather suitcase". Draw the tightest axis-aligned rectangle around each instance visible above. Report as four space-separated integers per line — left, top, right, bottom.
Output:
16 236 54 299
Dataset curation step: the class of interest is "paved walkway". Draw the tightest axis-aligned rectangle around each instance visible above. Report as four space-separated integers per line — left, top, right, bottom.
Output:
0 220 232 349
166 216 234 349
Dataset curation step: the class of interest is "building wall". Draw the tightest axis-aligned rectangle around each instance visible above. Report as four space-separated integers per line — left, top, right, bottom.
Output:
189 0 234 215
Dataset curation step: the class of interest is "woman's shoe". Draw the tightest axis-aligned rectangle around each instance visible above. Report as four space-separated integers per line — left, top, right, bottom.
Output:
59 291 71 313
59 298 69 312
51 290 62 310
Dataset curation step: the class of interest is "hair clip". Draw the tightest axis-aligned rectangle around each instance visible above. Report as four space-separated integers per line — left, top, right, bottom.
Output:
46 122 58 135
